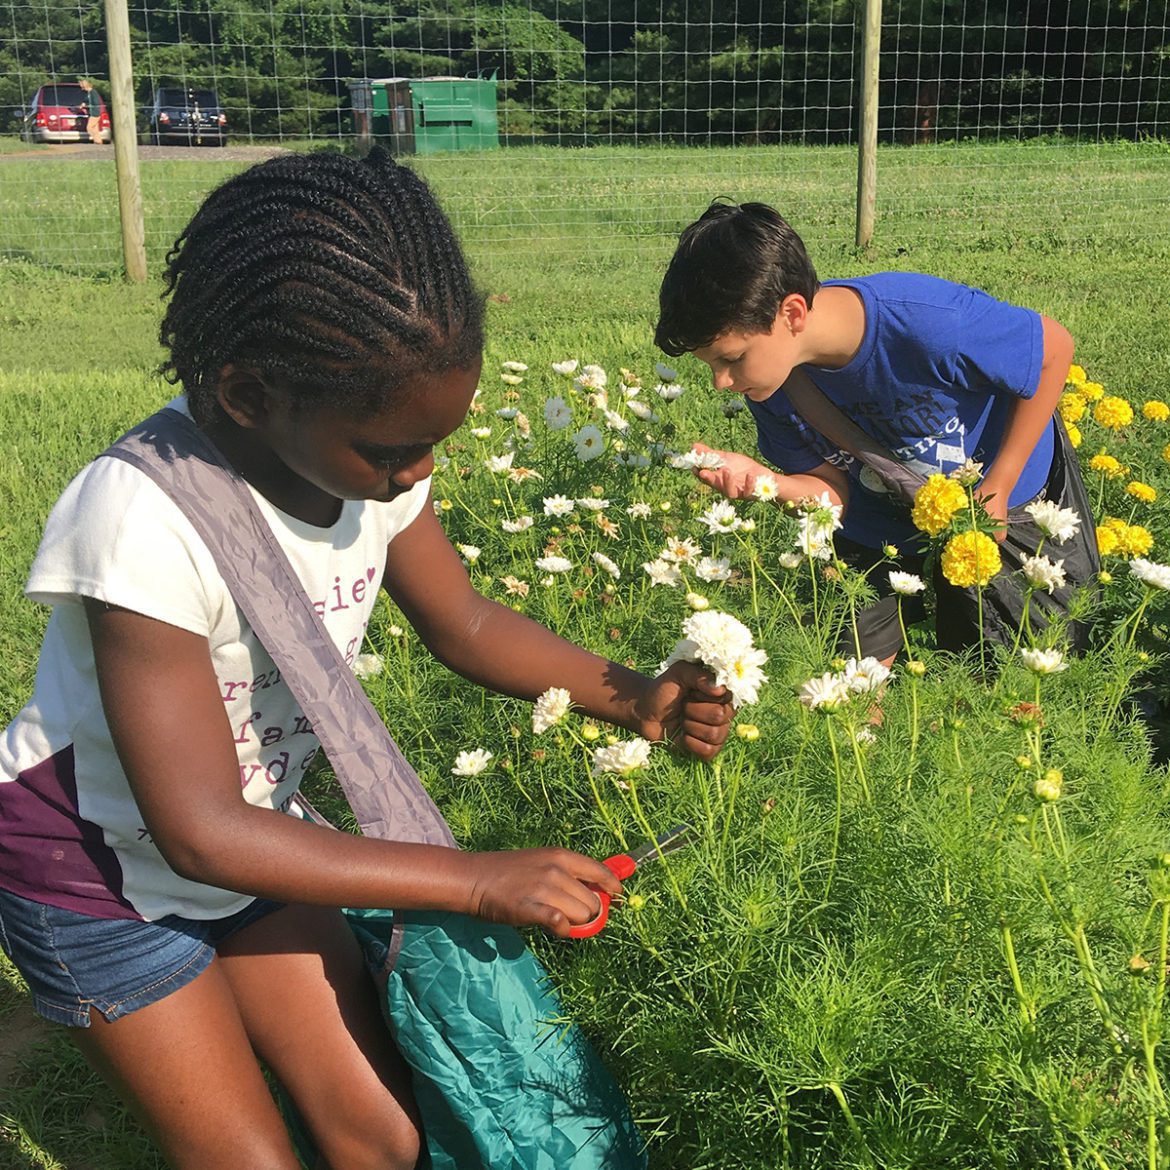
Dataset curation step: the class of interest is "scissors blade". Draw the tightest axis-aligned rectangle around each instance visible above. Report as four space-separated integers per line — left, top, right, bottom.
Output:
626 822 691 866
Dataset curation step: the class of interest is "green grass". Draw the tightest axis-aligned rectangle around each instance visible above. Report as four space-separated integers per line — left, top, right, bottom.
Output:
3 141 1170 1169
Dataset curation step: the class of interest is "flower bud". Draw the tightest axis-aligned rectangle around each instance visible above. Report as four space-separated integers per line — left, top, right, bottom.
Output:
1034 768 1063 802
736 723 760 741
906 660 927 677
627 893 646 911
581 723 601 741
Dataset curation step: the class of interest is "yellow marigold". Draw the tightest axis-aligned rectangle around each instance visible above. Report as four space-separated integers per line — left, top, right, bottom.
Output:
1066 423 1082 448
1080 381 1105 401
1102 515 1128 534
1066 363 1087 388
1096 525 1120 556
1089 453 1126 479
1127 481 1157 503
1163 442 1170 464
1143 400 1170 422
1094 396 1134 430
1058 392 1086 425
1118 524 1155 557
911 473 968 536
940 530 1002 588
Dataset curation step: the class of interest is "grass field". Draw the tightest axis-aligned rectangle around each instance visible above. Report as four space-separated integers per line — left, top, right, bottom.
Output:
3 141 1170 1168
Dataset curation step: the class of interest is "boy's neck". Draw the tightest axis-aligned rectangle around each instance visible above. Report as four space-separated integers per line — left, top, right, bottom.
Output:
797 284 866 370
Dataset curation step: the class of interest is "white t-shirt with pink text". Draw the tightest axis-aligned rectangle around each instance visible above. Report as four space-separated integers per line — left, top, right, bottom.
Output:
0 404 429 922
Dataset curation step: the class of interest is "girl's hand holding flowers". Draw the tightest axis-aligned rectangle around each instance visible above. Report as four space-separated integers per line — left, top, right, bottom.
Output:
632 660 733 760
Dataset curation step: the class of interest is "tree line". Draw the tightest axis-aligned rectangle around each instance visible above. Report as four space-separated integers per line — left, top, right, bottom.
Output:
1 1 1166 143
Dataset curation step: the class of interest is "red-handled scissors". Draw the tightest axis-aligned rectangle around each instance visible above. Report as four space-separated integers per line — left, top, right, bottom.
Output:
570 823 691 939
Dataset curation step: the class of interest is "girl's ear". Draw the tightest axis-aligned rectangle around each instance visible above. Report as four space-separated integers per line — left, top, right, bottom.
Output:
215 365 275 429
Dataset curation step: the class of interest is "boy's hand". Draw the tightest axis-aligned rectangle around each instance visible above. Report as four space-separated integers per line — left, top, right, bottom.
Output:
464 847 623 938
634 660 733 761
691 442 774 500
975 476 1011 543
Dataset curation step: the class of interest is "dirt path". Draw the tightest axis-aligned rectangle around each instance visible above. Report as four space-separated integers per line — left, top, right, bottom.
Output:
0 143 291 164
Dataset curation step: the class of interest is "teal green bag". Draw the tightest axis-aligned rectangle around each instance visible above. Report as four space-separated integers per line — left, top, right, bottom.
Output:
347 908 647 1170
106 411 647 1170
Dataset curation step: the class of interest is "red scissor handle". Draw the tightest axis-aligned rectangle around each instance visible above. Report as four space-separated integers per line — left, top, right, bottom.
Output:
568 852 637 938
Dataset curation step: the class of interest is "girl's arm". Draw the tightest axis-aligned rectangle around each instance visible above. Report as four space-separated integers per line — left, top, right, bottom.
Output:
977 314 1074 539
691 443 849 510
381 507 733 759
85 599 621 936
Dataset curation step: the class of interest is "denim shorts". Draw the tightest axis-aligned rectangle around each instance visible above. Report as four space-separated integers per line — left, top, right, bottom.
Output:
0 887 284 1027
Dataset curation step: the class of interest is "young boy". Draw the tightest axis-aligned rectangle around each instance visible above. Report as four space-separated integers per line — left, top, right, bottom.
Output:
655 200 1098 662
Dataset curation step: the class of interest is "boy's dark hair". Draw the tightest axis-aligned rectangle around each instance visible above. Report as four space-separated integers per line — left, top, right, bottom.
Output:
160 147 484 425
655 201 819 356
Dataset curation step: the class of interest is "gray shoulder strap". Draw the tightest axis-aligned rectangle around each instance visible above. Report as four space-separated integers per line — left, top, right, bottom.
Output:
100 408 455 849
782 369 927 507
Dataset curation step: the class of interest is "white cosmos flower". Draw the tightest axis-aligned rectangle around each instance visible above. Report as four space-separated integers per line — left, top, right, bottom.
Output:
660 610 768 708
779 552 804 570
669 449 725 471
540 575 554 586
353 652 384 679
628 400 659 423
573 424 606 462
452 748 493 776
551 359 579 377
1021 554 1068 594
752 475 780 501
1130 558 1170 590
697 499 742 534
456 543 481 564
686 591 710 610
532 686 572 734
655 382 684 402
500 374 524 386
502 360 528 373
627 502 652 519
544 396 573 431
643 558 683 587
581 364 607 385
592 737 652 776
1021 647 1069 674
575 371 607 393
535 555 572 574
543 495 575 517
603 409 630 433
889 571 926 595
501 516 535 533
592 552 621 579
696 556 732 582
798 672 850 710
843 657 890 694
470 426 492 439
655 361 678 382
575 497 611 512
662 537 702 564
485 452 515 473
1024 499 1081 543
621 383 641 399
495 408 519 420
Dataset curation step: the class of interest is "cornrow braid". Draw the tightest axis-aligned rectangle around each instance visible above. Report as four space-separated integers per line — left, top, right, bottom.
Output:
160 148 485 425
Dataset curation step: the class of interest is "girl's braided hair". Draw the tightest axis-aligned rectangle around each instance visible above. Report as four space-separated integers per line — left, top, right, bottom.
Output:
160 148 484 425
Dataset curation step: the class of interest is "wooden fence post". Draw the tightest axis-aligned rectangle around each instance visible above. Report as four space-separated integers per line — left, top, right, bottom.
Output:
856 0 882 249
103 0 147 282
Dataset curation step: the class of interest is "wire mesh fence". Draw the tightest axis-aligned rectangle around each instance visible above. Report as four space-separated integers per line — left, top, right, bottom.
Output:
1 1 1168 273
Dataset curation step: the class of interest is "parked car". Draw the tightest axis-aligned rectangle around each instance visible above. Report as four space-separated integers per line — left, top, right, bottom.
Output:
20 83 111 144
147 86 228 146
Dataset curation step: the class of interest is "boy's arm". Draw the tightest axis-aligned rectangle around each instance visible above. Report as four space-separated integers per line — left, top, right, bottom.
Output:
382 506 733 759
977 314 1074 540
692 442 849 510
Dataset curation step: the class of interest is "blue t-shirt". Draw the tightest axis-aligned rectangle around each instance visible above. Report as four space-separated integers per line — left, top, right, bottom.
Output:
747 272 1050 548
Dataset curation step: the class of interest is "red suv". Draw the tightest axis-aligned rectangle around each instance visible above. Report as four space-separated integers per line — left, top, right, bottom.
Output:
21 83 111 144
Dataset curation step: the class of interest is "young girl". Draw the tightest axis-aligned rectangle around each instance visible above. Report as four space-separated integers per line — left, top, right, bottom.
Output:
0 150 731 1170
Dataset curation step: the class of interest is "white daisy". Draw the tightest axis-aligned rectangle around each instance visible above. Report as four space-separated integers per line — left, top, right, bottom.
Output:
543 495 575 517
575 497 611 512
643 558 683 587
798 672 850 711
1021 647 1069 674
1021 554 1068 594
752 475 780 501
551 359 579 377
500 374 524 386
602 409 630 433
627 400 659 423
842 657 890 694
888 571 926 595
778 552 804 570
544 396 573 431
655 382 684 402
1024 499 1081 544
573 424 605 462
456 543 482 564
592 738 652 776
1130 558 1170 591
353 652 384 679
627 502 652 519
532 686 573 734
592 552 621 579
697 499 742 534
535 555 572 574
485 453 515 474
655 361 678 382
452 749 493 777
662 537 702 564
495 407 519 420
470 426 492 439
502 360 528 373
501 516 535 533
696 556 732 582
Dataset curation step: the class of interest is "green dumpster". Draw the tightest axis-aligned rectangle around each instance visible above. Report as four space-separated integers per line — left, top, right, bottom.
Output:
349 75 499 155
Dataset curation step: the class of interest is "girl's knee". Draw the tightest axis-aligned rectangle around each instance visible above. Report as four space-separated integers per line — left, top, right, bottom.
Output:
315 1118 421 1170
